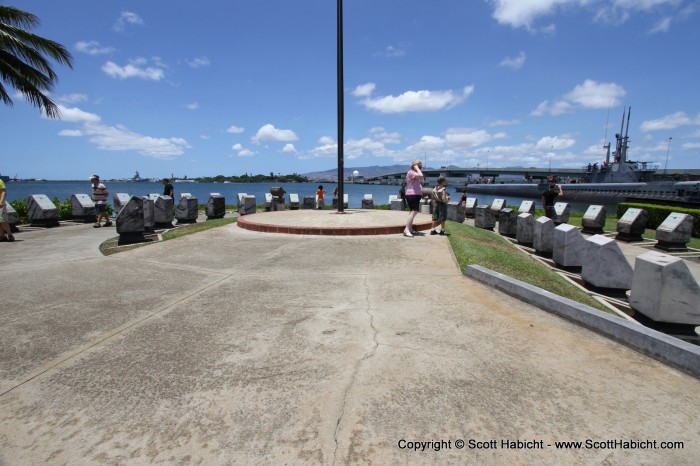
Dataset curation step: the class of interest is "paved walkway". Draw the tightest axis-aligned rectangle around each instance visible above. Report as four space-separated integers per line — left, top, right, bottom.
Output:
1 216 699 464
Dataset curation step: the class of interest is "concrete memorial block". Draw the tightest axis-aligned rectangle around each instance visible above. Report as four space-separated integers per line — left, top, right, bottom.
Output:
581 234 634 290
629 251 700 325
361 194 374 209
616 207 647 242
464 197 478 218
447 201 465 223
534 216 554 254
179 193 192 200
490 198 506 211
388 195 398 204
302 196 315 209
518 200 535 215
116 196 146 244
240 195 256 215
343 193 349 209
264 193 273 212
4 202 19 231
154 195 174 226
390 199 404 211
581 205 607 234
175 196 198 223
553 202 570 224
655 212 694 251
147 193 160 201
553 223 587 267
27 194 59 227
497 208 517 237
272 199 285 211
141 196 155 231
71 193 96 223
289 193 300 210
206 193 226 219
113 193 131 215
516 213 534 245
420 198 431 215
474 205 495 230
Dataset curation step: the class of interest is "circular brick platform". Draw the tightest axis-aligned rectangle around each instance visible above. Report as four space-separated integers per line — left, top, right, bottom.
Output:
236 209 433 236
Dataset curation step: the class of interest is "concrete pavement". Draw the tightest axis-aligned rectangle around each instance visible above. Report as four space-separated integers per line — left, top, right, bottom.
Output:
1 217 700 464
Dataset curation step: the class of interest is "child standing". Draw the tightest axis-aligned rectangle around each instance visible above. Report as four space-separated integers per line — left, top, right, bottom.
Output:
430 176 449 235
316 185 326 209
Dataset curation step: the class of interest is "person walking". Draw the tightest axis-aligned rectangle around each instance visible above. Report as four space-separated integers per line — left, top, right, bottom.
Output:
403 160 424 237
316 185 326 210
162 178 174 198
430 176 450 235
0 178 15 242
91 175 111 228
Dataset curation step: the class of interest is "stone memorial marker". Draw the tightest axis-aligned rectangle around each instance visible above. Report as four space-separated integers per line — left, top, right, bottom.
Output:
390 198 404 211
516 213 534 245
362 194 374 209
553 224 586 268
388 194 398 203
629 250 700 325
616 208 647 242
518 200 535 215
116 196 146 245
154 195 174 226
553 202 570 224
420 198 431 215
71 193 96 223
534 216 554 254
302 196 315 209
240 195 256 215
270 187 286 211
264 193 273 212
490 198 506 211
206 193 226 219
465 197 478 218
142 196 155 231
27 194 59 227
113 193 131 215
175 195 198 223
475 205 495 230
4 202 19 231
289 193 300 210
343 193 349 209
581 234 634 290
655 212 694 251
179 193 192 200
581 205 607 234
498 208 517 237
237 193 249 214
447 201 465 223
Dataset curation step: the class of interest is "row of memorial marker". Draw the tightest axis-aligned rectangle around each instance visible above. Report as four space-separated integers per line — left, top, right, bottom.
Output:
462 197 697 327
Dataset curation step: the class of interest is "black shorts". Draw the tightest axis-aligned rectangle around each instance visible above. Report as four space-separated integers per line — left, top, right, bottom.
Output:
405 195 421 212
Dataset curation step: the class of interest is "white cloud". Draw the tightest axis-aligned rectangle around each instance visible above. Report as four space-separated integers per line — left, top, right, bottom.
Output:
232 143 243 151
114 11 144 32
681 142 700 150
406 135 445 153
186 102 199 110
252 124 298 143
352 83 376 97
200 135 210 140
374 45 406 58
226 125 245 134
498 51 526 70
360 85 475 114
535 135 576 150
57 93 88 104
369 127 401 144
444 128 508 147
51 105 189 159
185 56 211 68
282 143 298 153
532 79 625 115
238 149 255 157
102 58 165 81
640 112 700 132
650 16 672 33
58 129 83 137
75 40 114 56
318 136 335 145
488 118 521 126
490 0 683 29
564 79 626 108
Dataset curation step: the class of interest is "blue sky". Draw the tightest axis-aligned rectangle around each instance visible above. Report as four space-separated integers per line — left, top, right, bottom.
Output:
1 0 699 180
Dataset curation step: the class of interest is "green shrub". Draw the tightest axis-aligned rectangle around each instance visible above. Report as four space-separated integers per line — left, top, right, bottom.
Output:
53 197 73 220
9 199 28 224
617 202 700 237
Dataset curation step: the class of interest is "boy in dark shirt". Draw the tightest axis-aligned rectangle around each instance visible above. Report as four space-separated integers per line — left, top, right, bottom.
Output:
542 182 563 219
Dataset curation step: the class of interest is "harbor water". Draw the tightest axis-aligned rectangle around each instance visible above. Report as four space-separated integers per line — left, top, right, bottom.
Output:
5 180 616 213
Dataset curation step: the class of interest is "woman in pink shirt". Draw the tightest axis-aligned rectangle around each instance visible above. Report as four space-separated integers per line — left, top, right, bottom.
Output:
403 159 424 237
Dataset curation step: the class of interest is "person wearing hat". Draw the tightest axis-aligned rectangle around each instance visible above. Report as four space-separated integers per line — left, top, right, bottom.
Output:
542 179 563 219
90 175 111 228
430 176 450 235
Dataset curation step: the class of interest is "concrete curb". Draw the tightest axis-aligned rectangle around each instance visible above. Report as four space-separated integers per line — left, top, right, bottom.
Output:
464 265 700 379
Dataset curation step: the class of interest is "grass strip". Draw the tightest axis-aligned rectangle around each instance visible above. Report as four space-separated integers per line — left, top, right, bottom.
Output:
445 221 614 314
